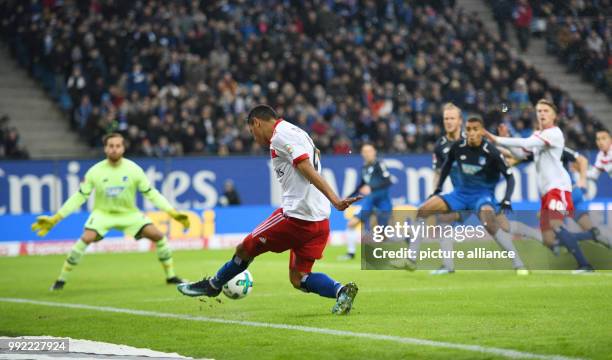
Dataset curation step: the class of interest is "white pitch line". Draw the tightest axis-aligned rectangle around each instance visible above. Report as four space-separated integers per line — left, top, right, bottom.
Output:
0 297 583 360
532 270 612 277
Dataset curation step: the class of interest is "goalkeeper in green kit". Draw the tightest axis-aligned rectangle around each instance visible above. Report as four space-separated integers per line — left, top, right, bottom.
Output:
32 133 190 290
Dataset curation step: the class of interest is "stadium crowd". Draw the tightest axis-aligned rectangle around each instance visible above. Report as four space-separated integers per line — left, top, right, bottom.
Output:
0 0 607 158
541 1 611 96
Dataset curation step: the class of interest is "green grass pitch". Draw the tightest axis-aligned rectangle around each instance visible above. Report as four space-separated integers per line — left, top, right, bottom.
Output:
1 246 611 359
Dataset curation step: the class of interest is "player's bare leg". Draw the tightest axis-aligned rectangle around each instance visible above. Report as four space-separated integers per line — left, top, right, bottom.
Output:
138 224 185 284
50 229 99 291
416 195 451 218
395 196 450 270
411 196 451 262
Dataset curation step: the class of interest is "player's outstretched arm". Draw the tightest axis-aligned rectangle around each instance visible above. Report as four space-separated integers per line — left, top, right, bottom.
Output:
136 166 190 230
295 159 362 211
498 145 531 167
485 130 546 149
141 188 190 230
31 186 91 237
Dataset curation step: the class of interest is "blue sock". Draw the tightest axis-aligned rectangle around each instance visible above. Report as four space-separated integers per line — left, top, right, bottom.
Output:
557 229 590 268
569 229 595 242
210 255 250 289
301 273 342 299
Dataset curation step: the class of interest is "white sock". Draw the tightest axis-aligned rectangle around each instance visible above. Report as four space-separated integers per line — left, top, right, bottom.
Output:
347 228 358 255
494 228 525 269
408 236 421 261
509 221 543 243
439 237 455 271
408 218 426 262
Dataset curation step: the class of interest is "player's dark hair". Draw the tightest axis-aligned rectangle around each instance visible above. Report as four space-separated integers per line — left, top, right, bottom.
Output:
247 104 278 125
536 99 558 114
103 132 124 146
361 142 375 150
466 115 484 126
596 128 610 135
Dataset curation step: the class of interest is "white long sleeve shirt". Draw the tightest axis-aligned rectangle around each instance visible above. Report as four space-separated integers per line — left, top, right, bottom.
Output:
496 126 572 195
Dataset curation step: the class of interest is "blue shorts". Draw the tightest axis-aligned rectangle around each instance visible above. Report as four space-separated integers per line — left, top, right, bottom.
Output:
360 189 392 215
572 187 589 217
441 190 499 213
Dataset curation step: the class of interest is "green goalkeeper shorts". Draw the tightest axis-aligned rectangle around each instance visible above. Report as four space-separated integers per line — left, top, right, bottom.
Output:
84 210 153 239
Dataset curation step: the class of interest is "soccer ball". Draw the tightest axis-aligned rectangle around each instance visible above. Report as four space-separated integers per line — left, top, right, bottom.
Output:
222 270 253 300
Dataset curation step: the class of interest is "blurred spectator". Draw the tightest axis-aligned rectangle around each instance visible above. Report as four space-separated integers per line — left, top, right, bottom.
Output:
513 0 533 52
492 0 513 42
218 179 242 207
0 115 29 159
0 0 605 157
536 1 611 95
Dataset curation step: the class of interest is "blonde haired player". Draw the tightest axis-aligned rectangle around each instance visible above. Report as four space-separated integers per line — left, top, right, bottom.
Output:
32 133 190 290
486 99 596 272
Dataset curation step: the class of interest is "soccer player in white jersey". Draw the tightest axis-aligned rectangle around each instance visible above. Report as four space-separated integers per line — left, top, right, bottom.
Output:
178 105 362 314
588 129 612 180
486 99 594 272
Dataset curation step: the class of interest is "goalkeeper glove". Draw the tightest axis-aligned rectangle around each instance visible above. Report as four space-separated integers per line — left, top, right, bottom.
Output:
168 210 190 230
31 214 63 237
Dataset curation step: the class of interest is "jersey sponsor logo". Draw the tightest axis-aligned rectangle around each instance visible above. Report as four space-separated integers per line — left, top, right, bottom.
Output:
461 163 483 175
105 186 125 197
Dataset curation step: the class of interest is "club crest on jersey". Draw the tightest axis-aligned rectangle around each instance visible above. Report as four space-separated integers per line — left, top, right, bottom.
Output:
285 144 294 154
443 147 450 153
479 156 486 165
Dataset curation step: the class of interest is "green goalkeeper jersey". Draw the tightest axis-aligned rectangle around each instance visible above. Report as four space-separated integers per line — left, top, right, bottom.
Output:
57 158 173 217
